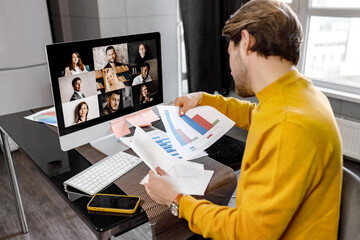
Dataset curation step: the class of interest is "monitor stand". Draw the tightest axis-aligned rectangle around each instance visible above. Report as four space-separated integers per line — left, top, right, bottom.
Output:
90 134 130 156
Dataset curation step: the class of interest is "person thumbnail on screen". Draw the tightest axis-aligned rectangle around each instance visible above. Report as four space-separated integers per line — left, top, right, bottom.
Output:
62 95 100 127
64 52 88 76
92 44 129 71
74 101 88 124
139 83 153 104
70 77 85 101
132 63 152 86
134 42 152 72
103 67 126 92
101 90 121 116
58 72 98 104
104 46 127 69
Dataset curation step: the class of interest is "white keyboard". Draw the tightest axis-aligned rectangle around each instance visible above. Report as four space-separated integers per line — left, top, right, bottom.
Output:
64 151 142 196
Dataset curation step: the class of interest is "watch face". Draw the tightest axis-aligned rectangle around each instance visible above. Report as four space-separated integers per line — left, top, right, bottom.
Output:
170 203 179 216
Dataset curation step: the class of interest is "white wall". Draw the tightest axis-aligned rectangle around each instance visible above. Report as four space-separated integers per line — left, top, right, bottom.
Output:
0 0 53 116
50 0 100 41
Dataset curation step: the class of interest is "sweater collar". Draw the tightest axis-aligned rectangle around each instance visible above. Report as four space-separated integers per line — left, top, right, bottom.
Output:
255 69 303 104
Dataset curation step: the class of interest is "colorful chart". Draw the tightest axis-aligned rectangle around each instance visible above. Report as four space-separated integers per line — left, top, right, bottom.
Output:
158 105 235 160
164 110 220 147
25 107 58 126
33 111 57 124
149 130 183 159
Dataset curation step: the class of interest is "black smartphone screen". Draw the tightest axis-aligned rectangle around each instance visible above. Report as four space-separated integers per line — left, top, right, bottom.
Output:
88 195 140 210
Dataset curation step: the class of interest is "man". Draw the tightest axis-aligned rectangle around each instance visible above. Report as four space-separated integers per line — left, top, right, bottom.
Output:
145 0 342 239
132 63 152 86
104 46 126 69
101 90 121 115
70 77 85 101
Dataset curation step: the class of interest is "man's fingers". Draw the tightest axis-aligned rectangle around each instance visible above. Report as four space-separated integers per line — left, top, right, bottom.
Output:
156 167 166 176
144 183 150 193
175 97 186 115
148 169 155 175
179 106 191 116
175 97 183 107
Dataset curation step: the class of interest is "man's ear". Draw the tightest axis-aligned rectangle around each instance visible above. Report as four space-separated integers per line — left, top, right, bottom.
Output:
241 30 254 55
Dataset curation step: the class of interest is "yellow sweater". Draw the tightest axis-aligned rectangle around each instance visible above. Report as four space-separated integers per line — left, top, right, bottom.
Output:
179 70 342 239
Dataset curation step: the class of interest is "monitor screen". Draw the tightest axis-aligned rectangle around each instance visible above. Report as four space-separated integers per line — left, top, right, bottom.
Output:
46 32 163 151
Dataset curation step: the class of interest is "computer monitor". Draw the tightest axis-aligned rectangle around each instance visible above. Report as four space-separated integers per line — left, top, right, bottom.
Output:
46 32 163 151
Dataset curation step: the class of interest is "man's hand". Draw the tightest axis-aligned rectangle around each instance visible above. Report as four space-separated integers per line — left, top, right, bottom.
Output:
175 92 203 116
144 167 180 206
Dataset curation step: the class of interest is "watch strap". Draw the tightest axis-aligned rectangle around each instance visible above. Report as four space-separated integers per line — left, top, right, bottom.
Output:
172 193 184 206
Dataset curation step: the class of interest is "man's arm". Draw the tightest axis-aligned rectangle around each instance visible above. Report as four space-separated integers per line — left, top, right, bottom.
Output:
175 92 256 130
146 122 326 239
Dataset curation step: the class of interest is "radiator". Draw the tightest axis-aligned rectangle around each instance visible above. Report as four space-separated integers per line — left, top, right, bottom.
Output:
336 117 360 162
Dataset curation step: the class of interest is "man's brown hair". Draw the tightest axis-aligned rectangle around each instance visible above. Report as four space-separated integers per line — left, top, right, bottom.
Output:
223 0 303 65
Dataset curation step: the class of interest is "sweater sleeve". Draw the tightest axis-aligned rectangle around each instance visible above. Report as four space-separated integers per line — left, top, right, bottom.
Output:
179 122 322 239
200 92 256 130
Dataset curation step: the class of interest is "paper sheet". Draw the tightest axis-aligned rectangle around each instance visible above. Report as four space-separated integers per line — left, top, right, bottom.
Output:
132 127 204 177
132 127 212 195
140 168 214 196
157 105 235 160
172 169 214 195
120 128 208 160
24 107 57 127
132 126 174 173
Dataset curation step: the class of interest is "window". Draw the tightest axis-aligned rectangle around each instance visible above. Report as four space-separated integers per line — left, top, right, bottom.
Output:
291 0 360 97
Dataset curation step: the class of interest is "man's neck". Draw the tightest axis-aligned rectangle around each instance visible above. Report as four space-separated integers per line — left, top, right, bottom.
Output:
249 55 294 94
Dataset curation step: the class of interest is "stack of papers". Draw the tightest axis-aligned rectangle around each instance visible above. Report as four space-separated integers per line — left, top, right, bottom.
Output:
132 127 214 195
120 128 208 160
157 105 235 160
129 105 235 195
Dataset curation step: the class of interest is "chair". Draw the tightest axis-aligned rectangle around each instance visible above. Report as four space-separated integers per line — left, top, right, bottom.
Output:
338 167 360 240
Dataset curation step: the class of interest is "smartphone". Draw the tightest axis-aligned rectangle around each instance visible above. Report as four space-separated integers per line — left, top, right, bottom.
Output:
87 193 141 214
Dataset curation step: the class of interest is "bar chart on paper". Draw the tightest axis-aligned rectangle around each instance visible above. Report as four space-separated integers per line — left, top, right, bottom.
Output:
147 129 208 160
158 105 235 159
148 129 183 159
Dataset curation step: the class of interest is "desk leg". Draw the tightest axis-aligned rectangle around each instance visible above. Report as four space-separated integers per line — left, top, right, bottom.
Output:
0 130 29 234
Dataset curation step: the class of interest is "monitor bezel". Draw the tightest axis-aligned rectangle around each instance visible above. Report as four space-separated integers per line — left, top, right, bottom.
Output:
46 32 163 139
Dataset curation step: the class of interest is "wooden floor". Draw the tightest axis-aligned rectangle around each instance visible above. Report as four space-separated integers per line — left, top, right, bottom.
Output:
0 150 152 240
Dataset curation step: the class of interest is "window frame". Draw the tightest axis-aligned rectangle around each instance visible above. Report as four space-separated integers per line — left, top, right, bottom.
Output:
290 0 360 102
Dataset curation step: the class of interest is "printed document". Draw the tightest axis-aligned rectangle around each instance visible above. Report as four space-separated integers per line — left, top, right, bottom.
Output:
120 128 207 160
132 127 213 195
157 105 235 160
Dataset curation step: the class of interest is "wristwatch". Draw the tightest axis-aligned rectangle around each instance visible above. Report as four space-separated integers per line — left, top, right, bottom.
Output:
169 193 183 217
